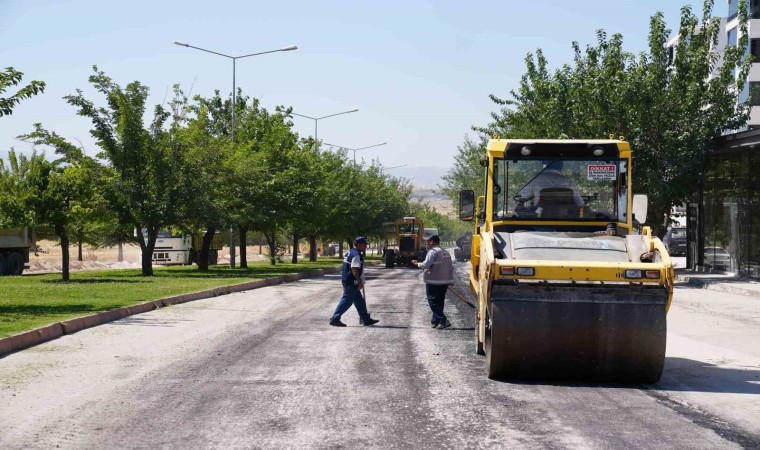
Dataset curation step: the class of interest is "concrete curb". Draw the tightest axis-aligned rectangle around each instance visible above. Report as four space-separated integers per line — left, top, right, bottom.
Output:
0 267 342 359
677 275 760 298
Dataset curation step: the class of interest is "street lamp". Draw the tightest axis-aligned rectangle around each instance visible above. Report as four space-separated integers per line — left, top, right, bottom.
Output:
379 164 407 174
290 109 358 142
173 40 297 269
324 142 387 164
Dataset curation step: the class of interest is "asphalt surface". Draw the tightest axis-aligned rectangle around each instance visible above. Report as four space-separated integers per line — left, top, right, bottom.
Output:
1 256 759 449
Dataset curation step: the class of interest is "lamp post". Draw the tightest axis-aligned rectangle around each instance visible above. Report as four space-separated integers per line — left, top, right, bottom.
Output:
324 142 388 164
290 109 358 142
173 40 297 269
379 164 407 174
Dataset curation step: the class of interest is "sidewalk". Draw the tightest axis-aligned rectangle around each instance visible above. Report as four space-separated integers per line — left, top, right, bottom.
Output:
676 269 760 298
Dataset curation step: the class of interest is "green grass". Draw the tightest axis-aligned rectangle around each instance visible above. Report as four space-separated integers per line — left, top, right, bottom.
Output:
0 259 344 337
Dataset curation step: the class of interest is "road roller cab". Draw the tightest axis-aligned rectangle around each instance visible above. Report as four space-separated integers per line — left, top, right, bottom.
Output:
459 138 674 382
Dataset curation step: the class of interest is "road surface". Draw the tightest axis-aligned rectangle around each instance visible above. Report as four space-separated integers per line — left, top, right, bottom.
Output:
1 256 758 449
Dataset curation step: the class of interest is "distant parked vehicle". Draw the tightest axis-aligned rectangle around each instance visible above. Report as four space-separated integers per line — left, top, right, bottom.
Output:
0 228 34 276
144 229 222 266
454 232 472 262
664 227 686 256
704 246 731 271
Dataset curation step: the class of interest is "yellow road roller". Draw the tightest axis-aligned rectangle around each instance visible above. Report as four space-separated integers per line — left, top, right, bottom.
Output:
459 138 674 382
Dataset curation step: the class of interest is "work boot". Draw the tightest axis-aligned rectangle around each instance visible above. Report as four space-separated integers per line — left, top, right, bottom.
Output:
361 317 379 326
329 318 347 327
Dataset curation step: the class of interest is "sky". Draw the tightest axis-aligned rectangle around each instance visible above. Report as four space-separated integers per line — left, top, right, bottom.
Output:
1 0 701 173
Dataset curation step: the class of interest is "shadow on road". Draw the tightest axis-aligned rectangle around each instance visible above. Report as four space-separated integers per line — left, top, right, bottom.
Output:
476 357 760 394
658 357 760 395
109 316 195 327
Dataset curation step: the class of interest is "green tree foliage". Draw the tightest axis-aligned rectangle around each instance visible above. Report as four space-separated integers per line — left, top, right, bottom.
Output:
64 67 184 276
219 94 302 265
323 160 412 249
441 134 488 203
463 0 751 234
0 67 45 117
165 87 230 271
0 136 96 282
1 69 423 275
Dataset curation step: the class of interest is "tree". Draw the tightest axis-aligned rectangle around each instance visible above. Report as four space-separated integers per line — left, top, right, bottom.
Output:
441 134 488 204
64 67 184 276
0 67 45 117
221 95 303 266
0 128 97 282
474 0 751 235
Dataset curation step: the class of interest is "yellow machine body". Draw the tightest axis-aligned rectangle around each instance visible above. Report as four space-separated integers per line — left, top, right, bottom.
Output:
461 139 674 382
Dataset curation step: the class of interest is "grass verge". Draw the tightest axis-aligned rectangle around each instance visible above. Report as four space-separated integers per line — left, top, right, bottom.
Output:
0 259 343 337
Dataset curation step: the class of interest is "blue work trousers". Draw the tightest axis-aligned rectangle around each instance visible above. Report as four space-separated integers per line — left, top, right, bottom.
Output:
331 283 370 322
426 284 449 325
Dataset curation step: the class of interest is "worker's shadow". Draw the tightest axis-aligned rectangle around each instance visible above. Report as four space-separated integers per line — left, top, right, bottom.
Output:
657 357 760 395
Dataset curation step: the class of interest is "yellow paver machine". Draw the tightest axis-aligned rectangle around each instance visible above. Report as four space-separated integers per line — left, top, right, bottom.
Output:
459 138 674 382
383 217 426 268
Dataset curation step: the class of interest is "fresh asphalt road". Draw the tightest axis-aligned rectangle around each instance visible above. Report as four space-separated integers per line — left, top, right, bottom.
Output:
1 255 759 449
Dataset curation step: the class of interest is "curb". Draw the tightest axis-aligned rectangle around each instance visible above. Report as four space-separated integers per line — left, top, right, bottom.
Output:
0 267 342 359
677 275 760 298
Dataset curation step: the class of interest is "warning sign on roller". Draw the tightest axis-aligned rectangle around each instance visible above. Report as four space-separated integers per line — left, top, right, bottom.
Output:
587 164 617 181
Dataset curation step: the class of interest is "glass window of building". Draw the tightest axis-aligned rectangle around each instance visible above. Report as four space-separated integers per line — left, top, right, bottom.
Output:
750 82 760 106
727 27 738 47
729 0 739 20
752 39 760 61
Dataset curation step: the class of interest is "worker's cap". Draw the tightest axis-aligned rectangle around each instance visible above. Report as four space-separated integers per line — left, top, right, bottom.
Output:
354 236 368 245
428 235 440 243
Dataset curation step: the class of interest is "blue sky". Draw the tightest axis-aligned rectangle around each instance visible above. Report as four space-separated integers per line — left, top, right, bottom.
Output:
1 1 703 170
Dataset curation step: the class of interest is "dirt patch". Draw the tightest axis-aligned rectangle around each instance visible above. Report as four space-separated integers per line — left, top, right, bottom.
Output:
26 241 272 274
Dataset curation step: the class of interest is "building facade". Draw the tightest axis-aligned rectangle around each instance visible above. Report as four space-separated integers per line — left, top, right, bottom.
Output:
728 0 760 129
685 1 760 278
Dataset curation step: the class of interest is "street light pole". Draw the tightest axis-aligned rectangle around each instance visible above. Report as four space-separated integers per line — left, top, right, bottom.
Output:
173 40 297 269
324 142 388 164
290 109 359 142
379 164 408 174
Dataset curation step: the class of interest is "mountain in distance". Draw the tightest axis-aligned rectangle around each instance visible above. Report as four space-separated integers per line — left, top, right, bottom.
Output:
385 166 454 216
385 166 448 189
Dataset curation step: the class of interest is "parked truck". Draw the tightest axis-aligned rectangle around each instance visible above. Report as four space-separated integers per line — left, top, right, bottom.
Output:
0 227 35 276
151 229 223 266
459 138 674 382
454 231 472 262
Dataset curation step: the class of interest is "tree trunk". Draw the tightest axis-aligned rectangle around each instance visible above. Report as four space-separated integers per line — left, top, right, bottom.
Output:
117 241 124 262
650 203 668 238
697 178 705 267
197 226 216 272
56 224 70 282
291 233 299 264
264 231 277 265
76 227 84 262
137 225 157 277
309 235 317 262
238 225 248 269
